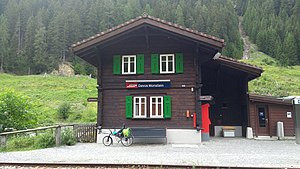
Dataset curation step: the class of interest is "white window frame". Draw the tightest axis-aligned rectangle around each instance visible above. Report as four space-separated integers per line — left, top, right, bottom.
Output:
160 54 175 74
122 55 136 75
133 96 147 118
150 96 164 118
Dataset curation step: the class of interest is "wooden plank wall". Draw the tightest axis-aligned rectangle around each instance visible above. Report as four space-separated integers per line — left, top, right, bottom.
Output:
249 102 294 136
98 36 199 129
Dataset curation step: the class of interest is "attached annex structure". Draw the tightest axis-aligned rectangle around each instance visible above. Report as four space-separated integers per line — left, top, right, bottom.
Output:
71 14 263 143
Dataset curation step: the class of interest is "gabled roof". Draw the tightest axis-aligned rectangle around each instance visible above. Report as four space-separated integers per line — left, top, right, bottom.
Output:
71 13 225 53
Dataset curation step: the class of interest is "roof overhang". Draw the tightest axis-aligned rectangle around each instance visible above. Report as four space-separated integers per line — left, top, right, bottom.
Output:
215 56 263 81
249 94 292 106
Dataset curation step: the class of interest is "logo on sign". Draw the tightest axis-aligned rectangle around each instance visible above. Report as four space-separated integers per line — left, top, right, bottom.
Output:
126 82 138 88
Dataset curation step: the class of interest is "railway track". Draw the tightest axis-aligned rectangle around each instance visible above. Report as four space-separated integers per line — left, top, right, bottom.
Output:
0 162 288 169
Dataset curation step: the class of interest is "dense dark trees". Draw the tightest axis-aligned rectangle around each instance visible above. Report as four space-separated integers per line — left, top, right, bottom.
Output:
240 0 300 66
0 0 298 74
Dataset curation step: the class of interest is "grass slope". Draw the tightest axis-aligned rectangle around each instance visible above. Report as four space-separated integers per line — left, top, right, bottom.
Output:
242 47 300 97
0 73 97 125
1 50 299 125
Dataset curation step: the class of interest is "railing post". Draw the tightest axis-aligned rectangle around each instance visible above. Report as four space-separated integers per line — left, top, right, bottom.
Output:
0 135 7 146
55 126 61 146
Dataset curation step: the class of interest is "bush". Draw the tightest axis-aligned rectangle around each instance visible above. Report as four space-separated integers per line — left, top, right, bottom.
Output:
5 135 35 150
34 131 55 148
61 128 76 146
57 102 71 120
0 89 38 130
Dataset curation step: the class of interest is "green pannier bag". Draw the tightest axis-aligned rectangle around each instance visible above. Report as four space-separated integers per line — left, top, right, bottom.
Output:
123 128 131 137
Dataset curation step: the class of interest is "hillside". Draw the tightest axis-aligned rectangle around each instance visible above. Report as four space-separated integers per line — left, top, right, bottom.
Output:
242 45 300 97
0 73 97 125
0 48 299 127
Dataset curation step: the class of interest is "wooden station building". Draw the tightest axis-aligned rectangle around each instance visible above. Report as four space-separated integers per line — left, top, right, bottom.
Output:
71 14 264 143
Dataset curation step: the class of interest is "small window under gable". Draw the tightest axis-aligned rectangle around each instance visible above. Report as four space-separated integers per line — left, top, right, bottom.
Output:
160 54 175 74
122 55 136 74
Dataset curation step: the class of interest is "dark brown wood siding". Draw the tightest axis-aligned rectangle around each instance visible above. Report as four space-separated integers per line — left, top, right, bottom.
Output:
249 102 294 136
249 102 257 136
98 35 199 129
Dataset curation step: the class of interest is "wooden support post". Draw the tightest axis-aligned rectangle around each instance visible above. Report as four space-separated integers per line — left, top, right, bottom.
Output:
0 135 7 146
96 48 103 128
55 126 61 146
195 45 202 131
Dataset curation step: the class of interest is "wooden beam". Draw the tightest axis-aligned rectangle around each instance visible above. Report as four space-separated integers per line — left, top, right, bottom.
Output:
144 25 150 50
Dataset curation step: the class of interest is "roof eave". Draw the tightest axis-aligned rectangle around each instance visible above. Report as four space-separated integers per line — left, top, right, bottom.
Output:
215 56 263 80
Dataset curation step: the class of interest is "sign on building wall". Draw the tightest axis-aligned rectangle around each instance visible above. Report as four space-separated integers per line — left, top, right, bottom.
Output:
125 80 171 89
294 98 300 105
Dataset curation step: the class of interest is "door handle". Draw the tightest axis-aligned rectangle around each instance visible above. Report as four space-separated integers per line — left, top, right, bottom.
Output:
265 118 269 123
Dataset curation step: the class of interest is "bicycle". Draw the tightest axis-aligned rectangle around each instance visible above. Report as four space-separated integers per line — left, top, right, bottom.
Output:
99 124 133 146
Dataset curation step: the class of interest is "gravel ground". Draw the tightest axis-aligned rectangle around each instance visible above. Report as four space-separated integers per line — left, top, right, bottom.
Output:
0 138 300 168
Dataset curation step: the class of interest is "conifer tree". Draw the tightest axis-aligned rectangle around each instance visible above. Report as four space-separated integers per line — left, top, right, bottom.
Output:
282 33 298 66
175 4 184 26
33 26 48 73
0 15 9 72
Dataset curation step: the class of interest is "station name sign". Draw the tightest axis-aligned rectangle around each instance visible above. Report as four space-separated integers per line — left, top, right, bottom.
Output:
126 80 171 89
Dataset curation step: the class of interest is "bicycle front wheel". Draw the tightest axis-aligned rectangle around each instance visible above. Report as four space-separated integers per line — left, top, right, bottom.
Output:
121 134 133 146
102 136 113 146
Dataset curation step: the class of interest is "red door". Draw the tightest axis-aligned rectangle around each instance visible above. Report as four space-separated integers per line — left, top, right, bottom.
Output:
256 105 270 136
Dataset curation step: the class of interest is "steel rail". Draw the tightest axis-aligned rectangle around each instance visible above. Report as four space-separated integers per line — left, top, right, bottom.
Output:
0 162 287 169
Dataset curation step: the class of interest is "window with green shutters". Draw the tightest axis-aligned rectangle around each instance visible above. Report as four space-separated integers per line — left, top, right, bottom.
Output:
125 95 172 119
151 53 183 74
113 54 144 75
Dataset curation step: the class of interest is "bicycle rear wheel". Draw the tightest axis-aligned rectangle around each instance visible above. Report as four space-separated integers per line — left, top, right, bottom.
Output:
121 134 133 146
102 136 113 146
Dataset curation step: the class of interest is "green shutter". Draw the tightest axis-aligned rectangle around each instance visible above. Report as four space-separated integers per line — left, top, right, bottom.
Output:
136 54 144 74
113 55 121 75
175 53 184 73
163 96 172 118
151 54 159 74
126 96 133 119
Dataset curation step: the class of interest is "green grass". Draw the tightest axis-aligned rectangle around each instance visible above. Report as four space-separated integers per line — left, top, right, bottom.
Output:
0 73 97 125
241 47 300 97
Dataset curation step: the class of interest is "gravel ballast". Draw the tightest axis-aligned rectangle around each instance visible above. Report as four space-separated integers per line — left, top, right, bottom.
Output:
0 138 300 168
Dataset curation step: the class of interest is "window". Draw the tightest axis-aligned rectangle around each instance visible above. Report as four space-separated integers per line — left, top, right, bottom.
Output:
126 95 171 119
122 55 136 74
133 97 146 118
150 96 163 118
160 54 175 74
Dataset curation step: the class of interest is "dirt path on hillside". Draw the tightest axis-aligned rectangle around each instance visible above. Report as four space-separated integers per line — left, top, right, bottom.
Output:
238 16 250 59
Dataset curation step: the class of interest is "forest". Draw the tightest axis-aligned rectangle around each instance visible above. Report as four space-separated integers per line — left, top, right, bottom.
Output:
0 0 299 75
